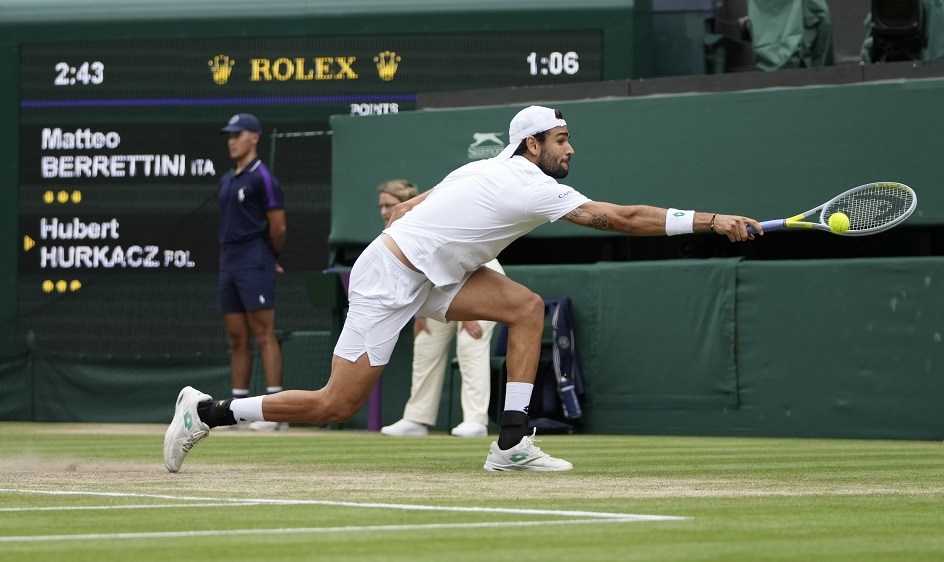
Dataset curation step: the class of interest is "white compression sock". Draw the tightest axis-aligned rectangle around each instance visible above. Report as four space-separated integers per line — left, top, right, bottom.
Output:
504 382 534 413
230 396 265 423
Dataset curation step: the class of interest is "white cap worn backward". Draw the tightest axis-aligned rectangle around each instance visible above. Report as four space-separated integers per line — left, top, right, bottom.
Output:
495 105 568 159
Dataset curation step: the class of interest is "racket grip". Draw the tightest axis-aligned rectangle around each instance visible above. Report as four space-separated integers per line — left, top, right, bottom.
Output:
748 219 785 235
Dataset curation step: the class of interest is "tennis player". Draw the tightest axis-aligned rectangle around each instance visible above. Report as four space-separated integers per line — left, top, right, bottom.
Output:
165 105 763 473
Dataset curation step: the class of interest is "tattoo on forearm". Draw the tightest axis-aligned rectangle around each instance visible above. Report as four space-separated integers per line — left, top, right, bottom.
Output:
589 213 609 230
566 208 609 230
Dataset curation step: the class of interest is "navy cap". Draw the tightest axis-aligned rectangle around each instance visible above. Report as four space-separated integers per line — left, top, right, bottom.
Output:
221 113 262 134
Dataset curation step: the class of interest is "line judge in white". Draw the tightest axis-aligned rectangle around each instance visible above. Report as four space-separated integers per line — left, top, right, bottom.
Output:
165 105 764 473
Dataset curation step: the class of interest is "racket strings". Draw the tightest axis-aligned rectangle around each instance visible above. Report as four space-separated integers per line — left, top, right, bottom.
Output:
824 185 914 232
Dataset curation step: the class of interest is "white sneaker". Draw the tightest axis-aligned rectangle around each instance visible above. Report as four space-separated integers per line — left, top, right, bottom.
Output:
163 386 211 473
451 421 487 438
249 421 288 432
380 418 428 437
483 430 573 472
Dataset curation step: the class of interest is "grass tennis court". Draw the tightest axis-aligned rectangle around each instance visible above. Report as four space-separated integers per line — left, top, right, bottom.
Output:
1 423 942 561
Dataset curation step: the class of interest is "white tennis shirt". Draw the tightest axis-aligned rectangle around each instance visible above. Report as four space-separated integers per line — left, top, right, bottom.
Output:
385 155 590 287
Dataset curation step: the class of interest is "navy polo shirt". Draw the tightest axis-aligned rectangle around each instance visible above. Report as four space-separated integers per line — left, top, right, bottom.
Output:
218 159 284 271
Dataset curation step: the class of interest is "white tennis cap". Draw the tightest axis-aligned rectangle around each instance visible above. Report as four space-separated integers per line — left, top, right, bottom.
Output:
495 105 568 159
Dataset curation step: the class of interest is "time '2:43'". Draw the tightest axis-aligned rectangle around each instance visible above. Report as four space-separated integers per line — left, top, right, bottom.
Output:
526 52 579 76
54 61 105 86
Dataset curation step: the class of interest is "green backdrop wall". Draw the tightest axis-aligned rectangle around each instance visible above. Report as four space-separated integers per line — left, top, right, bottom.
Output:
500 258 944 439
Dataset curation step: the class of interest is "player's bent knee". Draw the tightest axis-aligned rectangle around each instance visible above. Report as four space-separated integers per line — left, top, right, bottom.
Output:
505 290 543 327
519 291 545 326
324 403 357 423
320 395 363 423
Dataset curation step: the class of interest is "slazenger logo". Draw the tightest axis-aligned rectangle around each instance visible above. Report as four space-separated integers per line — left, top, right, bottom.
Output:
467 132 504 160
558 192 571 199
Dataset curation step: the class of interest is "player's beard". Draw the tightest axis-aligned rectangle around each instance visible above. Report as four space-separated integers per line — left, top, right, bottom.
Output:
537 151 569 179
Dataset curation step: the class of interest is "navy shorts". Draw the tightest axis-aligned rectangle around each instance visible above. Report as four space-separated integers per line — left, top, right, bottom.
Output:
218 267 276 314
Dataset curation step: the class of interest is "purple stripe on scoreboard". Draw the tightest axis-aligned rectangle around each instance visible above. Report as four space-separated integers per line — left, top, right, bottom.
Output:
21 94 416 109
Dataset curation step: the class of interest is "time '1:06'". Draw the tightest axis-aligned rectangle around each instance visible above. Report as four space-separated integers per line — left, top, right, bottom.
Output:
54 61 105 86
526 52 579 76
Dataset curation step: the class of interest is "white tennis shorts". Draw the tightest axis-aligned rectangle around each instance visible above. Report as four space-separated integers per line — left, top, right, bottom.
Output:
334 237 471 367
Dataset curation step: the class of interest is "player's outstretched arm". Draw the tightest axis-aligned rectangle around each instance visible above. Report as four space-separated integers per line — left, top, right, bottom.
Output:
563 201 763 241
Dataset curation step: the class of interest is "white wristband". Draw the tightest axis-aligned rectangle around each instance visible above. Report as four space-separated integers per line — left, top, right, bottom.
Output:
665 209 695 236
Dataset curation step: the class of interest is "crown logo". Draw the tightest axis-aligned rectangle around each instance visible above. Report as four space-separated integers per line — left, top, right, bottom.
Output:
373 51 401 82
208 54 235 85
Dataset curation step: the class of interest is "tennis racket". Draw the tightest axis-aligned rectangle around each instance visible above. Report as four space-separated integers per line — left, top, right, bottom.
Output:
749 181 917 236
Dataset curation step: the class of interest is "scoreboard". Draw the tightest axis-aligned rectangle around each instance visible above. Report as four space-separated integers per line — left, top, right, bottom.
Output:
16 32 604 357
21 33 603 100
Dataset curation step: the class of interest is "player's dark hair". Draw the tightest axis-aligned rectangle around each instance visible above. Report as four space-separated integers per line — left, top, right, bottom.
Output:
513 109 564 156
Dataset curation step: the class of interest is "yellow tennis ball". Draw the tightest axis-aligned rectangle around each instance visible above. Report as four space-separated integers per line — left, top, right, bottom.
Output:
828 212 850 233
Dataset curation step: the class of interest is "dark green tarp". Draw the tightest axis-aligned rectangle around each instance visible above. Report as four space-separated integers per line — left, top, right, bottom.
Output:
749 0 834 70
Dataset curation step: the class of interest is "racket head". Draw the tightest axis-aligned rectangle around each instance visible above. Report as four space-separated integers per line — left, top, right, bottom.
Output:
818 182 917 236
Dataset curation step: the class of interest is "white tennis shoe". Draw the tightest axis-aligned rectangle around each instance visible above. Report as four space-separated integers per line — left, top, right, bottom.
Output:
451 421 488 438
380 418 428 437
483 430 573 472
163 386 211 473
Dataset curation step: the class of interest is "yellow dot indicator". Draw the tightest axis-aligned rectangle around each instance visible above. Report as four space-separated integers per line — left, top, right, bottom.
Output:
43 191 55 204
69 280 82 292
55 280 67 293
57 190 69 204
71 190 82 204
41 280 54 293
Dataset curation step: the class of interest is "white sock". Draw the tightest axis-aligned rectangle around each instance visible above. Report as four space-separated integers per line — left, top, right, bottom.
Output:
504 382 533 413
230 396 265 422
231 388 249 398
266 386 283 394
